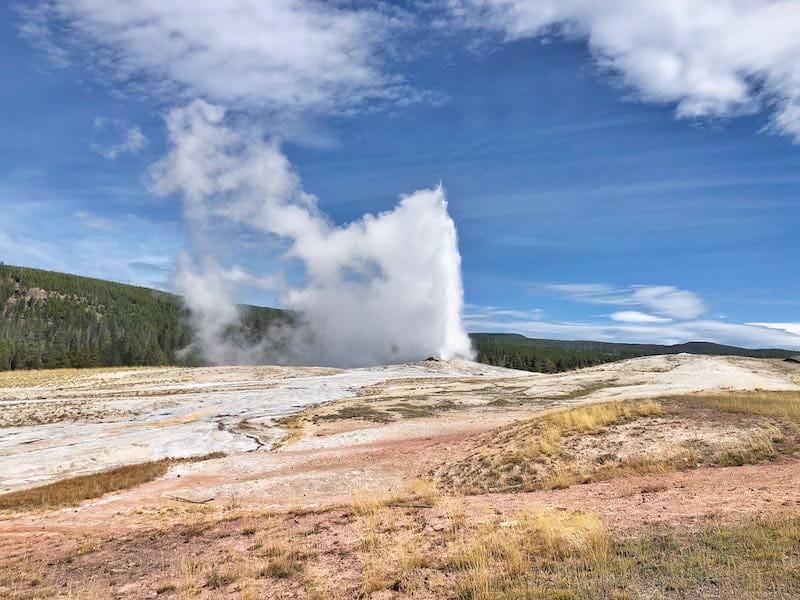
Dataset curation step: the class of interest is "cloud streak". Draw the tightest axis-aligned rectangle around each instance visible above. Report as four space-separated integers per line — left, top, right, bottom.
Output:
468 282 800 350
542 283 706 320
465 313 800 350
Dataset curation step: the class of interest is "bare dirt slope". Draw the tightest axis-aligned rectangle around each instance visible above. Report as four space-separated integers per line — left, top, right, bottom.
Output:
1 355 799 599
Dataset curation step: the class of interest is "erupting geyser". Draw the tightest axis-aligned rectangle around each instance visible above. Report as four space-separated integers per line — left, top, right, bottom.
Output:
149 100 473 367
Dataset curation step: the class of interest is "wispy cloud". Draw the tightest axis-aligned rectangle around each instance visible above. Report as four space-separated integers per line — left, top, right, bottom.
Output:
74 210 117 230
90 117 148 160
15 3 70 69
467 281 800 349
464 304 545 322
21 1 424 117
466 313 800 350
747 322 800 337
449 0 800 141
0 180 184 290
539 283 706 320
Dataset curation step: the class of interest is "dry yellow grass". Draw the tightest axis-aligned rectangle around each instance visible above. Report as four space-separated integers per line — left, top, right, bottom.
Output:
0 461 172 512
713 424 784 466
272 414 306 448
405 477 441 505
435 393 800 495
543 399 663 434
0 366 145 388
449 507 609 600
445 512 800 599
257 538 304 579
434 400 666 494
442 497 466 540
4 498 798 599
0 453 224 512
351 493 385 517
356 513 430 597
690 390 800 421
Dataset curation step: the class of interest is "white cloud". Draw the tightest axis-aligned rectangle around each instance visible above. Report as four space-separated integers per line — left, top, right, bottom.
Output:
15 4 71 68
610 311 672 324
629 286 705 320
24 0 418 116
465 315 800 350
91 117 148 159
464 304 545 322
543 283 706 320
449 0 800 141
747 322 800 337
74 210 117 230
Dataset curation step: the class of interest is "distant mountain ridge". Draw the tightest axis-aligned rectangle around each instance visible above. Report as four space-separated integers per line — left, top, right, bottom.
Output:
0 263 793 372
469 332 795 373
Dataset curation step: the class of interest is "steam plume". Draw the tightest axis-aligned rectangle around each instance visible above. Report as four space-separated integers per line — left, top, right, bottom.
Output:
149 100 473 367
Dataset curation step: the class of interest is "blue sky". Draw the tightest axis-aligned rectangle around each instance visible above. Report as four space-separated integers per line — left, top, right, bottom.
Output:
2 1 800 349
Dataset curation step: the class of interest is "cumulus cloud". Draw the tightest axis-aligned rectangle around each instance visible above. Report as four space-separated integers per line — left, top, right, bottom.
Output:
449 0 800 140
22 0 420 116
149 101 473 366
545 283 706 320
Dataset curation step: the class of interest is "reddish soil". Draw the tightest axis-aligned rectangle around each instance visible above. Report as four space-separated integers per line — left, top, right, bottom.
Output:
479 458 800 532
1 459 798 599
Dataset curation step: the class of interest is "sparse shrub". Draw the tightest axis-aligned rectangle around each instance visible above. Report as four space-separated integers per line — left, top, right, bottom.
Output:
257 538 303 579
204 565 236 589
155 583 176 594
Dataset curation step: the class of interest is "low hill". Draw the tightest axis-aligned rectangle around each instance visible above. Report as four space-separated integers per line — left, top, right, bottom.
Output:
0 264 287 370
470 332 795 373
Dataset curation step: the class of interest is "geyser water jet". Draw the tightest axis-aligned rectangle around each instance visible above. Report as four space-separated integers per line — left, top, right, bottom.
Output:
150 100 473 367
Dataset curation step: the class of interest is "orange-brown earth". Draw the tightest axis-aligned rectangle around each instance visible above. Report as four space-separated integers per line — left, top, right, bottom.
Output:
1 355 799 598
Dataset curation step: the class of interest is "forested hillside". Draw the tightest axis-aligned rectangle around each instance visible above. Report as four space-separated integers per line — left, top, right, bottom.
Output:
470 333 795 373
0 264 286 370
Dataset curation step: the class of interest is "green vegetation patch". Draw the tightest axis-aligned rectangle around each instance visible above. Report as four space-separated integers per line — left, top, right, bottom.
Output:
0 263 288 371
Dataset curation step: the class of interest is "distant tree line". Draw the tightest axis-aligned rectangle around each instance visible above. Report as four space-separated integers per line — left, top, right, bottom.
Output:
1 264 793 373
469 333 794 374
471 334 641 373
0 265 195 370
0 264 285 371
